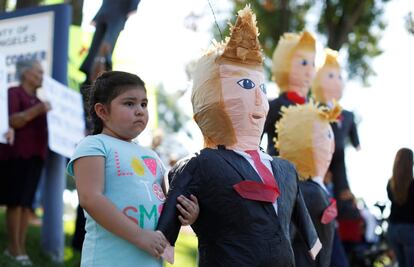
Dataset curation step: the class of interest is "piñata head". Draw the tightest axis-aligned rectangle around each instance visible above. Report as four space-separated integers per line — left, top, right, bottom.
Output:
191 6 268 151
312 48 343 104
272 31 316 96
276 102 341 179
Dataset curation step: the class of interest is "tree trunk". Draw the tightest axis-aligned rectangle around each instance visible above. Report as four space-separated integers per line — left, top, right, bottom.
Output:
326 0 367 50
0 0 7 12
274 0 290 44
15 0 42 9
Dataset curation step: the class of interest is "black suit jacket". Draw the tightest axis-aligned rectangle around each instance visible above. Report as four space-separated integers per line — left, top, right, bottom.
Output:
329 109 360 199
263 93 295 156
157 148 318 267
292 181 335 267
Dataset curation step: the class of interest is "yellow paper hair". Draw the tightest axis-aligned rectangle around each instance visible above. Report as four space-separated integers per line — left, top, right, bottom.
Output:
191 5 263 148
312 48 341 103
275 101 340 179
221 5 263 65
272 31 316 92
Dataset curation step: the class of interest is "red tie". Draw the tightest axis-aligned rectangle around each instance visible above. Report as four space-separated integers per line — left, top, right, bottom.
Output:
233 150 280 203
321 198 337 224
245 150 277 188
286 91 306 104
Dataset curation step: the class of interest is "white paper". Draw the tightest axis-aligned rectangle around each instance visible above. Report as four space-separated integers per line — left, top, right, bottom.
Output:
0 53 8 144
42 75 85 158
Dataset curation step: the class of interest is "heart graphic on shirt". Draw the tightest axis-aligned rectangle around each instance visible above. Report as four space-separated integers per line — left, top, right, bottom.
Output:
131 157 145 176
142 156 157 177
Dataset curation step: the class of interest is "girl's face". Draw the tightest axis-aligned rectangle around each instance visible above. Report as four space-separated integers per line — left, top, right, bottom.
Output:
288 49 315 96
99 87 148 141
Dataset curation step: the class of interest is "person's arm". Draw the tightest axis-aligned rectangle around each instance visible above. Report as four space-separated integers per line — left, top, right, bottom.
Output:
159 157 199 226
74 156 167 258
9 101 50 129
348 113 360 150
157 157 200 245
291 177 321 260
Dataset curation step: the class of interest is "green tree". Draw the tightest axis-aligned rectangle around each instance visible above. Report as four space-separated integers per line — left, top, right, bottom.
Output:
0 0 8 12
224 0 391 85
156 84 190 134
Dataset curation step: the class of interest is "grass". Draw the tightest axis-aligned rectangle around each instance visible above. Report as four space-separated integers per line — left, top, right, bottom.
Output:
165 229 198 267
0 207 198 267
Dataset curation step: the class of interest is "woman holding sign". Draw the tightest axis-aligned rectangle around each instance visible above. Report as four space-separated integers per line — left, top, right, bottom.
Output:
3 60 50 266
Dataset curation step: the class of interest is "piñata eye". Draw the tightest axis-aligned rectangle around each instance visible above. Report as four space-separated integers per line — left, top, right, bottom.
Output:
260 84 266 94
328 130 332 139
237 79 255 89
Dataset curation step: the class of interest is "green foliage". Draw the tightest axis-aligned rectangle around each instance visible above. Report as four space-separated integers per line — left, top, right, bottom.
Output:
0 207 79 267
156 85 190 133
224 0 391 85
231 0 314 58
68 25 92 91
317 0 390 85
165 230 198 267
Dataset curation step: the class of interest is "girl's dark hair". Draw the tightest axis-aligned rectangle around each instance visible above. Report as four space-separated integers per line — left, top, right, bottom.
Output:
391 147 413 205
88 71 146 134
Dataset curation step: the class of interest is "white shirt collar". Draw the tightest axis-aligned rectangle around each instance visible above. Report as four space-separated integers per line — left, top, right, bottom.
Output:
312 176 328 192
234 149 273 161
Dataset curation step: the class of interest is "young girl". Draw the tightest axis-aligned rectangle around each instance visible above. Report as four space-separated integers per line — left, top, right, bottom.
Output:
67 71 198 267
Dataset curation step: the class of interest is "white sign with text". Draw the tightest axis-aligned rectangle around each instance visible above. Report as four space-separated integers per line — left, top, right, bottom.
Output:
43 75 85 158
0 12 53 88
0 53 7 144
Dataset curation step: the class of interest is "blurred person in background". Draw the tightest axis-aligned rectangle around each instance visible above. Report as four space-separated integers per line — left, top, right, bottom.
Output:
387 147 414 267
3 60 50 266
79 0 140 83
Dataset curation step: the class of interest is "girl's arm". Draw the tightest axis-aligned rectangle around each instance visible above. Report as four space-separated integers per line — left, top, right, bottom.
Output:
74 156 167 258
161 165 199 225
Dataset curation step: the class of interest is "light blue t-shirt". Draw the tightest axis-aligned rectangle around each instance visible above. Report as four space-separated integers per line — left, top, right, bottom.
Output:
67 134 166 267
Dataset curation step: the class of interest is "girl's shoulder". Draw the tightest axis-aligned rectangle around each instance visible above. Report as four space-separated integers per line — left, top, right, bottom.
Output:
67 135 108 176
78 134 130 150
76 134 107 150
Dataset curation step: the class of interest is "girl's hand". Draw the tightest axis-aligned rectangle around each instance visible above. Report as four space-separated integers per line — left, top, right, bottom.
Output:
137 229 168 258
177 194 199 225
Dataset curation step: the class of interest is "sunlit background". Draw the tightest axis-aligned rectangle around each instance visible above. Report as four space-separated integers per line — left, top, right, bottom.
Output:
80 0 414 209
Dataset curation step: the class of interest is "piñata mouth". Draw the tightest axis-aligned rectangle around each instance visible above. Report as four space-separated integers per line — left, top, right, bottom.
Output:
251 112 264 120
